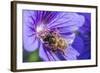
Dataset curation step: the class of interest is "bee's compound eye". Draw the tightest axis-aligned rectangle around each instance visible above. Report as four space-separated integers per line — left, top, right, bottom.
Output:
51 38 56 43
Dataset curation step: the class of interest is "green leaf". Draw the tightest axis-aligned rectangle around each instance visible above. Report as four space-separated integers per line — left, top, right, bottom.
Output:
28 49 41 62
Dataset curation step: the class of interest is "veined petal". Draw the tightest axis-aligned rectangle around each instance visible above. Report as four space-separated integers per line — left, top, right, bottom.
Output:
23 10 37 29
43 12 59 24
35 11 58 25
61 33 76 44
47 13 85 33
39 44 60 61
39 44 50 61
63 46 80 60
23 35 40 52
47 50 60 61
57 26 78 34
23 10 40 52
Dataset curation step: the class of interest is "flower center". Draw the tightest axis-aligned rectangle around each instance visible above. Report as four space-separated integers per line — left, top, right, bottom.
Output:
36 24 49 39
36 24 44 33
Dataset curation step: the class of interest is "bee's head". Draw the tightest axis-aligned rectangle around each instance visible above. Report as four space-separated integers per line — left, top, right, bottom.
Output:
43 33 56 44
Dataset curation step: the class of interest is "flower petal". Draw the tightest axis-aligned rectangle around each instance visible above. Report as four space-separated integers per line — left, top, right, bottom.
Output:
63 46 80 60
35 11 59 25
39 44 50 61
23 35 40 52
47 13 85 32
43 12 59 24
61 33 76 44
39 44 60 61
23 10 41 52
47 51 60 61
23 10 37 33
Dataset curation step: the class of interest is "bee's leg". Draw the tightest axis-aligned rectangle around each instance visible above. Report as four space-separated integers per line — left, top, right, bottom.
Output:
51 48 57 53
58 48 65 55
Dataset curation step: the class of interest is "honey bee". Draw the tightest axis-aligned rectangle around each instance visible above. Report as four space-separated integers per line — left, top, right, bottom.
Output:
42 32 68 54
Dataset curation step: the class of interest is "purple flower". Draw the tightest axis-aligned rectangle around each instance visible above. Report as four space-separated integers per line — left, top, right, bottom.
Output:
23 10 85 61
